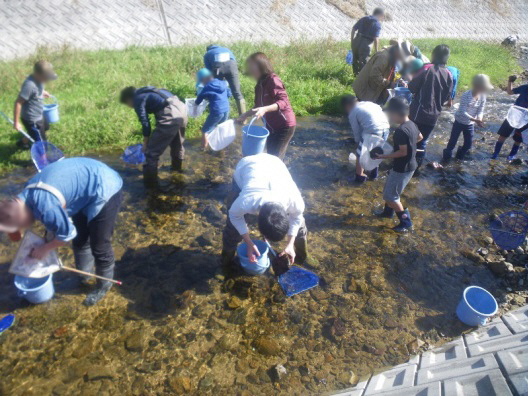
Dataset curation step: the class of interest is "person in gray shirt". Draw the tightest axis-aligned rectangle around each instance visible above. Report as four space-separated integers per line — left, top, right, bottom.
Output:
14 61 57 147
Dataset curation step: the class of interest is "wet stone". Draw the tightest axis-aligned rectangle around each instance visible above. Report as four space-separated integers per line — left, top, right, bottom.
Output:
169 376 192 393
86 366 115 381
198 373 215 390
228 307 247 325
203 204 224 223
254 337 280 356
125 331 145 352
226 296 243 310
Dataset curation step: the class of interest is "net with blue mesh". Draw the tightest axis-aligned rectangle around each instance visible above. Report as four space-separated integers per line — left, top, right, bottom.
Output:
122 144 146 165
490 211 528 250
278 266 319 297
30 141 65 172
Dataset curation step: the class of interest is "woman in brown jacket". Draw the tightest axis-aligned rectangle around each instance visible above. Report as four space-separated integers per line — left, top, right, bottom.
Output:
238 53 296 160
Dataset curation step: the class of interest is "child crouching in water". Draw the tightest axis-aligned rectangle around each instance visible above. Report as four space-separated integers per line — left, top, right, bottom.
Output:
195 68 231 150
376 97 422 232
443 74 492 161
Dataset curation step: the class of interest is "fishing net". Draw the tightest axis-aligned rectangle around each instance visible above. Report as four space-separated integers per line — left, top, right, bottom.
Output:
122 144 145 165
31 141 64 172
490 211 528 250
278 266 319 297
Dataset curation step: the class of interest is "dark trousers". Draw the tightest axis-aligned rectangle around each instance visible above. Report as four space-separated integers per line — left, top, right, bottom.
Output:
21 117 49 141
72 189 123 276
222 181 307 251
352 35 373 75
444 120 474 159
413 121 436 166
214 60 244 101
266 126 296 160
498 118 528 143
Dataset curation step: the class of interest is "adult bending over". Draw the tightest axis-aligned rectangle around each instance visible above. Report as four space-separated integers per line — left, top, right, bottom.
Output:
342 95 390 183
238 53 296 160
221 153 316 269
351 8 385 75
0 158 123 306
204 45 246 115
120 86 188 187
408 45 454 169
353 42 413 106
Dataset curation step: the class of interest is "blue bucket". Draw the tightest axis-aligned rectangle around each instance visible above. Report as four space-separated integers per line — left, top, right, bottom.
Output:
242 117 269 157
14 274 55 304
237 240 270 275
456 286 498 326
43 96 59 123
394 87 413 104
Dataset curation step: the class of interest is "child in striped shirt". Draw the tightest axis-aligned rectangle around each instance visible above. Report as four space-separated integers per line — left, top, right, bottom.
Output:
443 74 493 161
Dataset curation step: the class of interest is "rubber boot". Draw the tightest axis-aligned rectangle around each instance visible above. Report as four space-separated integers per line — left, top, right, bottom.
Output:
73 246 95 286
172 158 183 173
455 147 465 160
376 205 395 219
221 249 236 267
492 141 503 159
143 167 159 189
442 148 452 162
355 173 367 184
236 99 247 117
83 267 114 306
369 167 379 181
393 209 413 232
293 238 319 268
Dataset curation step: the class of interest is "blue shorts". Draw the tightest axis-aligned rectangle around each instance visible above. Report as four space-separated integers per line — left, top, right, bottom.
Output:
202 111 230 135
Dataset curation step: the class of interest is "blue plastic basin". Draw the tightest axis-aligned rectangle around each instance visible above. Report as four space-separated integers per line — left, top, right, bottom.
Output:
14 274 55 304
456 286 497 326
242 119 269 157
237 240 270 275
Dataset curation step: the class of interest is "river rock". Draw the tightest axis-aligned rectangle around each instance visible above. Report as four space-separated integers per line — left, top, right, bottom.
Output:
214 334 238 352
226 296 242 310
169 376 191 393
125 331 145 352
195 232 214 247
488 261 514 276
228 307 247 325
270 364 287 382
254 337 280 356
86 366 115 381
198 373 215 391
461 249 485 264
203 204 224 223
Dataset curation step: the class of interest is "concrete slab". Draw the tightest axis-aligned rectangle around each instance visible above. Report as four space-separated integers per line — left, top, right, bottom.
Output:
468 333 528 357
375 382 441 396
420 338 467 368
364 364 417 395
332 377 370 396
443 369 513 396
416 354 498 385
503 306 528 334
497 345 528 376
464 322 512 345
509 372 528 396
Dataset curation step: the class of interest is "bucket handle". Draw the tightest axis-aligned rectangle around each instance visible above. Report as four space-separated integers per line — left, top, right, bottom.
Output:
244 117 267 138
44 95 58 105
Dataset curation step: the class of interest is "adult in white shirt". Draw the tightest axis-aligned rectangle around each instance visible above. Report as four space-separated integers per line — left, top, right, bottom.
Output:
341 95 390 183
221 153 313 268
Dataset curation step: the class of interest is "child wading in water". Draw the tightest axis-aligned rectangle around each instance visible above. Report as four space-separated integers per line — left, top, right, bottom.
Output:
443 74 492 161
195 68 231 150
376 97 423 232
492 75 528 160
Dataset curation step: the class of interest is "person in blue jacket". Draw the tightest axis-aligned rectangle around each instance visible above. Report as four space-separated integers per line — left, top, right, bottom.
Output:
204 45 245 116
120 86 188 187
0 158 123 306
195 69 232 150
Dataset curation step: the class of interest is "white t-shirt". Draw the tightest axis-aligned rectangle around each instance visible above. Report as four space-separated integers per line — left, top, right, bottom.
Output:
230 154 305 237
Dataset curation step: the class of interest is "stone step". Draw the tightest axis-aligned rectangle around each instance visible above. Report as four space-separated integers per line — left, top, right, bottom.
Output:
443 369 513 396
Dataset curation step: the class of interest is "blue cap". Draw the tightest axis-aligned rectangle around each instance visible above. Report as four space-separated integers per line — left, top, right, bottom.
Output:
196 68 212 82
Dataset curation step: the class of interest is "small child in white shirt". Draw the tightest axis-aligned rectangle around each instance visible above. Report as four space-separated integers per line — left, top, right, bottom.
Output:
443 74 493 161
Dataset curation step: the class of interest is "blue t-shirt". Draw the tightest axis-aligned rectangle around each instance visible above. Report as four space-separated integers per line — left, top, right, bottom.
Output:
353 16 381 39
18 158 123 242
513 84 528 109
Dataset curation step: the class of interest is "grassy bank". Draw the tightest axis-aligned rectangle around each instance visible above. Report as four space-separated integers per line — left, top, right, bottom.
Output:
0 39 520 170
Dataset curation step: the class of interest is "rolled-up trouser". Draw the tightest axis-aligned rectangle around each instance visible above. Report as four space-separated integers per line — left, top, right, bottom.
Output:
222 181 307 252
266 126 296 160
213 60 244 101
144 96 189 175
352 35 374 75
413 121 436 166
21 117 49 142
72 189 123 278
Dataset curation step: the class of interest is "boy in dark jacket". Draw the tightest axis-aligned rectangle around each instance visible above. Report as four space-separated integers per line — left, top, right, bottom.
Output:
195 69 232 150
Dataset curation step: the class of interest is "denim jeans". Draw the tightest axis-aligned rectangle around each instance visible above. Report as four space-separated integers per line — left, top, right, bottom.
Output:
444 120 474 159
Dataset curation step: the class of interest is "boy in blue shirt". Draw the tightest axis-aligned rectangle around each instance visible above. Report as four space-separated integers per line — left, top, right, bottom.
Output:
195 69 231 150
492 76 528 160
0 158 123 306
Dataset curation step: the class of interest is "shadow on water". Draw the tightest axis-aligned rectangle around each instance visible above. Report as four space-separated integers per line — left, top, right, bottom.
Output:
0 91 527 394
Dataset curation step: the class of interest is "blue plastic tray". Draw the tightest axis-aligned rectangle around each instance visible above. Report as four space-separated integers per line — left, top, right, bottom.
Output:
0 314 15 334
278 266 319 297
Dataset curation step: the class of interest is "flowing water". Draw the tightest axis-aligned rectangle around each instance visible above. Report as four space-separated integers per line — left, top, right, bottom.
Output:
0 90 527 395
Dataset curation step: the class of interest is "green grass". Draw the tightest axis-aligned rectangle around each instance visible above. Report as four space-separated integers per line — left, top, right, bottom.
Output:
0 39 520 171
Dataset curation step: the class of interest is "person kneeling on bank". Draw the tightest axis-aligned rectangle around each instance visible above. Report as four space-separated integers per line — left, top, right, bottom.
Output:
120 86 188 187
221 153 317 269
376 97 422 232
0 158 123 306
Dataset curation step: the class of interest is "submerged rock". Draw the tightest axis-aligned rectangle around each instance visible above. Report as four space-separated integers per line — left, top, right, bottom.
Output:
254 337 280 356
86 366 115 381
169 376 192 393
226 296 243 310
125 331 145 352
227 307 247 325
270 364 287 382
488 261 514 276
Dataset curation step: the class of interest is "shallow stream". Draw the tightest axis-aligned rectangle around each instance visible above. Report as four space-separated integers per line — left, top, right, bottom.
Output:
0 90 527 395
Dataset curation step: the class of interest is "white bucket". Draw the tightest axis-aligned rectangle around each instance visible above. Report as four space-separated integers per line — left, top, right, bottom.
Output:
208 119 236 151
185 98 208 118
359 135 393 171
